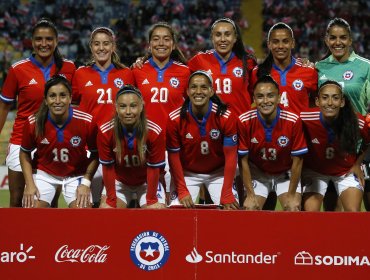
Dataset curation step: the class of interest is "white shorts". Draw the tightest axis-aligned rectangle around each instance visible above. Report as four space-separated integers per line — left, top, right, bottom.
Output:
6 144 22 172
302 168 363 196
250 163 302 198
103 180 166 207
33 169 91 206
170 167 239 205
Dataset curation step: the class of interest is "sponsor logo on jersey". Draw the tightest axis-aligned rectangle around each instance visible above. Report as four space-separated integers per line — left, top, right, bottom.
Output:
319 74 328 81
185 132 193 139
210 129 220 140
114 78 124 88
311 138 320 144
130 231 170 271
294 251 370 266
70 136 82 147
206 69 213 75
85 81 93 87
41 138 50 144
29 78 37 85
55 245 109 263
142 79 149 85
233 67 243 78
0 244 36 263
343 70 353 81
292 79 304 91
251 137 258 144
277 136 289 147
169 77 180 88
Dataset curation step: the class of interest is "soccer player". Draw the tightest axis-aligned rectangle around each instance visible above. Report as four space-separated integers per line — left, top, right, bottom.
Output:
98 85 166 209
316 18 370 210
132 22 190 129
238 75 308 211
21 76 98 208
167 70 239 209
0 18 76 207
187 18 256 117
251 22 318 114
72 27 135 206
300 80 370 212
72 26 135 126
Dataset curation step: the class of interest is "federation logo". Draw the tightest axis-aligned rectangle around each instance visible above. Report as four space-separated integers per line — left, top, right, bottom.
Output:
343 70 354 80
70 136 82 147
277 136 289 147
210 129 220 140
169 77 180 88
130 231 170 271
233 67 243 78
114 78 124 88
292 79 304 91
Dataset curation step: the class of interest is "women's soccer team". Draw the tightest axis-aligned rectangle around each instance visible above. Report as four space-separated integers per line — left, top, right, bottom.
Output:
1 16 370 211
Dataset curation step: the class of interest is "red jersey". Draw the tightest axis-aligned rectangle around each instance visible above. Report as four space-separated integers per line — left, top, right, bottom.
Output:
250 57 317 114
98 119 165 186
300 109 370 176
21 108 97 177
1 56 76 144
167 102 238 173
132 58 190 128
188 50 256 116
72 64 135 126
238 108 308 175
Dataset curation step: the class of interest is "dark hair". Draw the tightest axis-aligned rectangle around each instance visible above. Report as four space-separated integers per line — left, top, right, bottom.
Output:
35 75 72 137
180 72 227 119
211 18 256 82
318 80 359 154
257 22 294 78
321 18 352 60
253 75 280 94
144 22 187 64
114 85 147 164
32 18 64 74
88 26 127 69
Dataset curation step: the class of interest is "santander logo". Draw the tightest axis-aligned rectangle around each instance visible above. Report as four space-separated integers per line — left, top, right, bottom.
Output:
55 245 110 263
186 247 203 263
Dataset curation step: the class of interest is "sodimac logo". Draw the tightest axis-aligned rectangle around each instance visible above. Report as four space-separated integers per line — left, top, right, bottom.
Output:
0 243 36 263
185 247 279 265
295 251 370 266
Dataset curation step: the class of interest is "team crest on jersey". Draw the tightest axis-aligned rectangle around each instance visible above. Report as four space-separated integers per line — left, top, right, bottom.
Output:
210 129 220 140
233 67 243 78
169 77 180 88
130 231 170 271
342 70 353 80
292 79 304 91
70 136 82 147
277 136 289 147
114 78 124 88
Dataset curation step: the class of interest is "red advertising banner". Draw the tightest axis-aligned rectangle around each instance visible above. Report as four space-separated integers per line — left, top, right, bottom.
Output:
0 209 369 279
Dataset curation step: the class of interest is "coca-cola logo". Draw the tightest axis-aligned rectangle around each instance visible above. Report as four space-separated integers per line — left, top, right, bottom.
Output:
55 245 110 263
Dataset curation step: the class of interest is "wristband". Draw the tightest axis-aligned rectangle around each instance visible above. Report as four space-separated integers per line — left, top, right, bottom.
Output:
81 178 91 188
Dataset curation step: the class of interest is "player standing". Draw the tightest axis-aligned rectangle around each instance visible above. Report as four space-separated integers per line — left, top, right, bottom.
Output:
251 22 318 114
0 18 76 207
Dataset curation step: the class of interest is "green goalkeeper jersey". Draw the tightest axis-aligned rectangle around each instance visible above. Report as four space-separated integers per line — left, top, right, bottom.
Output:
316 52 370 115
